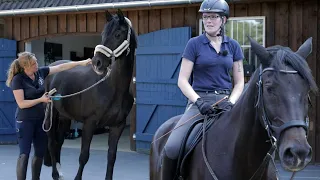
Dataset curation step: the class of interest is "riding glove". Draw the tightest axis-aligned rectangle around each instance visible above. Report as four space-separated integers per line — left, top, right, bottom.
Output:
216 99 234 111
194 98 215 115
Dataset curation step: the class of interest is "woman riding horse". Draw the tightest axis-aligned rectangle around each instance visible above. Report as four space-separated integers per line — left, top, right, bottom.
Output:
161 0 245 179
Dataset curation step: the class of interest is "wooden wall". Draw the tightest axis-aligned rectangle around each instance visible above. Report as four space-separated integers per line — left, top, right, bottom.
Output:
2 0 320 163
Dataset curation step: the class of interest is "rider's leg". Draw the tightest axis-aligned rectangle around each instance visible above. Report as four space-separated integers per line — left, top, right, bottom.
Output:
161 92 227 179
161 102 202 180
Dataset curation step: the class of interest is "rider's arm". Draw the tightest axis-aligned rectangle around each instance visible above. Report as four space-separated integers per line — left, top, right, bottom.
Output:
178 58 200 103
48 59 92 76
228 60 244 104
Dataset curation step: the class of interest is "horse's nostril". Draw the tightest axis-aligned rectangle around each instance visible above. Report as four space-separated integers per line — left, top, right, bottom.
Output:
284 148 294 160
285 147 312 161
96 60 102 68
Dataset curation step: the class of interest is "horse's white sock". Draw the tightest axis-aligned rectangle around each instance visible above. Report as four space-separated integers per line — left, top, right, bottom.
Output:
56 163 64 177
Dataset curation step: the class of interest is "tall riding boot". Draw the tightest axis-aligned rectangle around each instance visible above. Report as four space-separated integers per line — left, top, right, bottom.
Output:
161 150 178 180
16 154 29 180
31 156 43 180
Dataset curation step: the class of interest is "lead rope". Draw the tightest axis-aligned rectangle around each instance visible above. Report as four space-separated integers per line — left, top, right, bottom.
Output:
42 71 109 132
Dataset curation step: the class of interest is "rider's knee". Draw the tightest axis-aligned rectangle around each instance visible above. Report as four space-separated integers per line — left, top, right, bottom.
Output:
164 139 180 159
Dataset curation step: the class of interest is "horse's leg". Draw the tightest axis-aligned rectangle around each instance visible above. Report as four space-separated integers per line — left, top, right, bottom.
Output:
75 120 95 180
55 117 71 178
47 108 61 180
105 121 126 180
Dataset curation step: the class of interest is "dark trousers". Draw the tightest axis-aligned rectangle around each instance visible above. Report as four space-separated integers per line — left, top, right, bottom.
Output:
164 92 227 159
16 118 48 158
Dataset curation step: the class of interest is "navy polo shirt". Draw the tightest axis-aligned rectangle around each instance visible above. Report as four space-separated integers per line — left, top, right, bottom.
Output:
10 67 50 121
182 34 244 91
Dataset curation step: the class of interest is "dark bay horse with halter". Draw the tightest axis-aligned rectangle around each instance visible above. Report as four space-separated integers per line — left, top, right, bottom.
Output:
150 37 318 180
43 9 137 180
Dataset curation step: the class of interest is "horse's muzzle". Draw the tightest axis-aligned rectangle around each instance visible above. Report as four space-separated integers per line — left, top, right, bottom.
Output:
281 144 312 171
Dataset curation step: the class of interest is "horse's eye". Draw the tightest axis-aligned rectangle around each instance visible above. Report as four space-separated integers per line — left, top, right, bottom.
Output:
115 33 121 38
266 87 275 94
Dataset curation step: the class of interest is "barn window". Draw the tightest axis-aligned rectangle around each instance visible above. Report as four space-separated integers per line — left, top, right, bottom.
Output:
199 16 266 70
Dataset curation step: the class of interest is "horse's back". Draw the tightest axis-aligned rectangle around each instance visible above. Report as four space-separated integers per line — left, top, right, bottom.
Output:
150 114 182 180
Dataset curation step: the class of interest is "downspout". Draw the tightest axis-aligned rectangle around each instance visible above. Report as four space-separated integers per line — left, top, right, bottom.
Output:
0 0 203 17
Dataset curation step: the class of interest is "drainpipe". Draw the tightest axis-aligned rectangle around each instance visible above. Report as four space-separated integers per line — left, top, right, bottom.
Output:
0 0 203 17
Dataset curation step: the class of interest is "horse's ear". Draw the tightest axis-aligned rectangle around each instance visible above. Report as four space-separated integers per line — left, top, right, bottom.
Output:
248 36 271 66
106 10 113 22
296 37 312 60
117 9 125 23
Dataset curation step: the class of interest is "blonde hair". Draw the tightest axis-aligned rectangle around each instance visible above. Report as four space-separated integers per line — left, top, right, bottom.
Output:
6 52 36 87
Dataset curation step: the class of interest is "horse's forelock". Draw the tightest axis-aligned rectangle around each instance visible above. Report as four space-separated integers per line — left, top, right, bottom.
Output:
268 47 318 94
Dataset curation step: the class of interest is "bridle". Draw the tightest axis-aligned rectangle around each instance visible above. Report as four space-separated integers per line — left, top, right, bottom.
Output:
250 65 309 180
94 17 132 65
256 66 309 143
203 65 310 180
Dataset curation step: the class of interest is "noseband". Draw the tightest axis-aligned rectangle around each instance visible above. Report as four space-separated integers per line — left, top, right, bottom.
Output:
94 17 132 64
256 66 309 143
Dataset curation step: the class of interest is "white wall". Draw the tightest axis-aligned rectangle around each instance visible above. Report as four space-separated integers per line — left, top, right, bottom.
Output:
31 35 101 66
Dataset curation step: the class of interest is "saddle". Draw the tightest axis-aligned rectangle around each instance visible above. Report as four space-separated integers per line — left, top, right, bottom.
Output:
173 113 221 180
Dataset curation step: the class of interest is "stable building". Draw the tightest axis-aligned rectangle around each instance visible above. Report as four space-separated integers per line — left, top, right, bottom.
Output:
0 0 319 164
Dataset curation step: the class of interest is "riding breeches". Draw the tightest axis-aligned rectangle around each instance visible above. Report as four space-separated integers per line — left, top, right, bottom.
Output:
16 118 48 158
164 92 228 159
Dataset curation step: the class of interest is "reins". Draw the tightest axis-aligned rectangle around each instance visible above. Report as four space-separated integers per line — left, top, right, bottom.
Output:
181 66 302 180
151 96 228 144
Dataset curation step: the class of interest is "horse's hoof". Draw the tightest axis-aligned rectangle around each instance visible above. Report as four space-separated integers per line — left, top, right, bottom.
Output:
59 175 64 180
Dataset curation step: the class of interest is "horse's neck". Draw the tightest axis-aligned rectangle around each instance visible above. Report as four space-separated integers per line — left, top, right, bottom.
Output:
108 52 134 92
233 83 271 178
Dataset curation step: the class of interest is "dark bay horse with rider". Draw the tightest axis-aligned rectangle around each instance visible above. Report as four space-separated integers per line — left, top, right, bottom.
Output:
150 37 318 180
43 9 137 180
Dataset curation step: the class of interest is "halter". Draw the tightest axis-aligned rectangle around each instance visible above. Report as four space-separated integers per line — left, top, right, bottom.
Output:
94 17 132 64
43 17 133 133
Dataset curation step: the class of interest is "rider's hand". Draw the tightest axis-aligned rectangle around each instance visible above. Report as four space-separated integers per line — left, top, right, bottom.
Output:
79 58 92 66
40 93 52 103
195 98 215 115
216 99 234 111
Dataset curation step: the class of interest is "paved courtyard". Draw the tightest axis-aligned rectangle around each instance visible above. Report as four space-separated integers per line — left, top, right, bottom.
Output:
0 128 319 180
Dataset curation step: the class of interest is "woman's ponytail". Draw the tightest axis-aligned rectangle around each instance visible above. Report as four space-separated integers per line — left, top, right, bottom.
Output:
6 59 23 87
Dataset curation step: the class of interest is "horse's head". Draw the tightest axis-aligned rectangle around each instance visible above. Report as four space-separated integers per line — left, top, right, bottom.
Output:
91 9 133 75
249 37 318 171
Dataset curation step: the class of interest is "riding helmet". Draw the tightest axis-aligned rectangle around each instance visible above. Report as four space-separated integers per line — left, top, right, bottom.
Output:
199 0 230 18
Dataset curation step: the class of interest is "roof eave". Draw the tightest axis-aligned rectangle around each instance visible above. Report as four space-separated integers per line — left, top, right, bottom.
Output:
0 0 203 17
